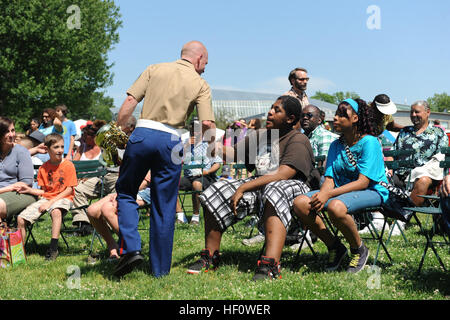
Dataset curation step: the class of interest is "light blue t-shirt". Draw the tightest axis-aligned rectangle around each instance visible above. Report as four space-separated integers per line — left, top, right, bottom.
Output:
54 119 77 155
324 135 389 203
38 124 55 136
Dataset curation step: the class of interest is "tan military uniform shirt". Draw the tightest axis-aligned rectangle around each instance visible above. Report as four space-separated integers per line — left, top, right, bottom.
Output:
127 59 215 129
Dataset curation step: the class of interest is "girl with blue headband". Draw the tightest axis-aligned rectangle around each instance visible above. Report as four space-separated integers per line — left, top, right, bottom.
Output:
293 98 389 274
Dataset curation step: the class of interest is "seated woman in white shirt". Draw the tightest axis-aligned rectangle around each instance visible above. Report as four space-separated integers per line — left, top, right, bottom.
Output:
73 120 106 161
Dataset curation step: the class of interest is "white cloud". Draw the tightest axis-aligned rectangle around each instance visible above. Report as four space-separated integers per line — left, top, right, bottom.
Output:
251 77 288 94
308 77 336 94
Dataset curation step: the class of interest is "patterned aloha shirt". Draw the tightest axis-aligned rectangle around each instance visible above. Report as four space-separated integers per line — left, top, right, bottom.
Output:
283 87 309 108
307 124 339 158
394 122 449 176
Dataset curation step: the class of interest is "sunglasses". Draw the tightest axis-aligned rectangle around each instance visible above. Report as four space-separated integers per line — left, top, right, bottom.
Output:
301 112 315 119
296 77 310 81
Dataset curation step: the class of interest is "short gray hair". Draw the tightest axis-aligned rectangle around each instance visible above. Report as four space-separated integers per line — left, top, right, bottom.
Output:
411 100 430 111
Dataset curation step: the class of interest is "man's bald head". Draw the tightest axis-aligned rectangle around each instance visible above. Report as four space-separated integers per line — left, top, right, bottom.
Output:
181 40 208 75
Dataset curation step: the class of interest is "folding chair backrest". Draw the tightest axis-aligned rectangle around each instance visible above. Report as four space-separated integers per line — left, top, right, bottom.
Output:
440 147 450 175
384 149 416 189
73 160 107 179
233 163 247 179
314 155 326 175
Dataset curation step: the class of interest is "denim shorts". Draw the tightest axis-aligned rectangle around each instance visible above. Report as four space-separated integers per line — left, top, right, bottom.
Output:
137 187 151 205
303 189 383 214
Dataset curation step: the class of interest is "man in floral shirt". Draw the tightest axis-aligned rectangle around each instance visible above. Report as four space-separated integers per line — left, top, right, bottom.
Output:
394 100 448 206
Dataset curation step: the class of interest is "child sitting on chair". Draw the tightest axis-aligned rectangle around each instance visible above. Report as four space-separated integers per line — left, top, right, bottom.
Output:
15 133 77 261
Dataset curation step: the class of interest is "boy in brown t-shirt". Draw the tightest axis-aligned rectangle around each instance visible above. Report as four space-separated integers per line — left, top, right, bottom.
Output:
16 133 77 260
187 96 320 280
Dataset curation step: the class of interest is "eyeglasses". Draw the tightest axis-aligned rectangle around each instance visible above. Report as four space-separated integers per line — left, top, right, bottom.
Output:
296 77 310 81
301 112 315 119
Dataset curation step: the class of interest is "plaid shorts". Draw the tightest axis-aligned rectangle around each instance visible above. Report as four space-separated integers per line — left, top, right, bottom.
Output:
199 177 310 231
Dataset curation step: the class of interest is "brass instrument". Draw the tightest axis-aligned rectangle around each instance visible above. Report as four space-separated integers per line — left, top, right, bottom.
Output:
95 121 129 166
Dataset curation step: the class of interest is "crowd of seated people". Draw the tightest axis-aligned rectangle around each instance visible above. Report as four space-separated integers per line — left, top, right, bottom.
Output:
2 91 449 277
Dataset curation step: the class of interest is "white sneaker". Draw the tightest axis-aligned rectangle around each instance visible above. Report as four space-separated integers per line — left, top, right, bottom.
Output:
371 211 386 231
358 226 371 235
358 222 390 235
242 233 265 246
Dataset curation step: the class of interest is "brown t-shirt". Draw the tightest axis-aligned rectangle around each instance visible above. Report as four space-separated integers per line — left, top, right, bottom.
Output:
234 129 320 189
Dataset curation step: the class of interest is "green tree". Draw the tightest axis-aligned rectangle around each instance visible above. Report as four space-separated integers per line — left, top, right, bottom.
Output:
427 92 450 112
79 91 114 122
311 91 360 105
0 0 122 130
310 91 336 104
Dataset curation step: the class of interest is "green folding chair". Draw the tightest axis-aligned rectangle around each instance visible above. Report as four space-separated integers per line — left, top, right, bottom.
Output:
232 163 248 179
64 160 108 254
402 146 450 273
178 157 206 216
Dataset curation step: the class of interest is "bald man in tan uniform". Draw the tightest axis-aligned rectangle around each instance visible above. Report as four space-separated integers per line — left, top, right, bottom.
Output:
113 41 216 278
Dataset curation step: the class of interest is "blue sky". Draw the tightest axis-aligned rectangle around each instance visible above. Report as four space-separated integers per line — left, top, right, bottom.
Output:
105 0 450 109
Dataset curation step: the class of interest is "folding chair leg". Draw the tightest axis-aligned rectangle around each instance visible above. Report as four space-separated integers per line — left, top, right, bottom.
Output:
370 219 392 266
385 220 408 246
414 214 447 273
295 229 317 261
60 232 69 249
88 230 105 255
25 224 38 250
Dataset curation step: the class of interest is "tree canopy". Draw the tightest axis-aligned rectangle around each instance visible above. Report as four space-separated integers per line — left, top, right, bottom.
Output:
0 0 121 130
311 91 360 105
427 92 450 113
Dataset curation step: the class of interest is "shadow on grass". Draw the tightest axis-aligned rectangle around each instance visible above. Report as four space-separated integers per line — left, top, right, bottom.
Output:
397 262 449 296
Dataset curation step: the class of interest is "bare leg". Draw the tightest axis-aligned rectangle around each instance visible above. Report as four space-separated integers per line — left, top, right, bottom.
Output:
192 180 202 215
204 206 223 253
410 176 433 206
263 202 286 263
293 195 336 247
50 209 63 239
17 216 28 243
87 194 119 257
327 200 360 249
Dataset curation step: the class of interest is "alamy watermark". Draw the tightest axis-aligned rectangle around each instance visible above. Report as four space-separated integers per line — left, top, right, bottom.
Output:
66 265 81 289
366 5 381 30
170 125 280 174
366 265 381 289
66 4 81 30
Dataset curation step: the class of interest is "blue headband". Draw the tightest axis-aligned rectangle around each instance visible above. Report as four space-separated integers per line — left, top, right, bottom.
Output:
343 98 358 114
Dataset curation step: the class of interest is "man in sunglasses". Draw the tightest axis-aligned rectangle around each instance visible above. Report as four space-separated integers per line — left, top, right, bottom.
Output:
300 104 338 169
284 68 310 108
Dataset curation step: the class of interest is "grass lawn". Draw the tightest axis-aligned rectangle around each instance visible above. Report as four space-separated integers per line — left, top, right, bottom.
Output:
0 202 449 301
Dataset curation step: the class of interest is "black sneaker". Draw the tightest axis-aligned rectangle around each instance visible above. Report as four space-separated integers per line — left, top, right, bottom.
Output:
187 249 220 274
252 256 281 281
347 243 370 274
325 240 348 271
45 248 59 261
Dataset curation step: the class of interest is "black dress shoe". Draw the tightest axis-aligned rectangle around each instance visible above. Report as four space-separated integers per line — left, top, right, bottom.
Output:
113 251 144 278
